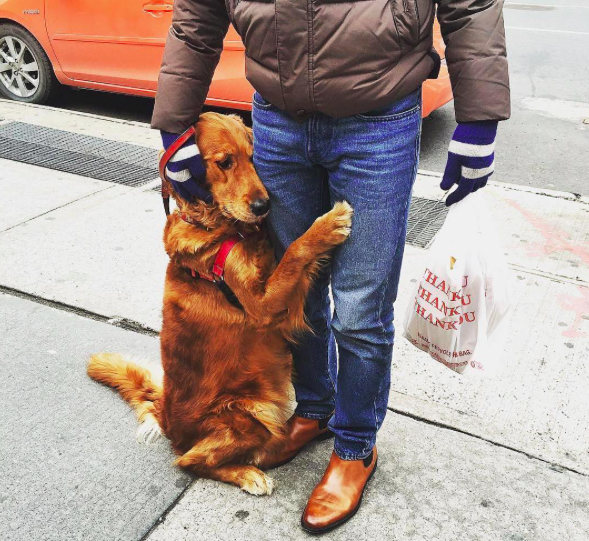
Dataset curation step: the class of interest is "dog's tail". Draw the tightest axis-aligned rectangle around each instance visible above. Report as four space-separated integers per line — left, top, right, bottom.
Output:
87 353 164 444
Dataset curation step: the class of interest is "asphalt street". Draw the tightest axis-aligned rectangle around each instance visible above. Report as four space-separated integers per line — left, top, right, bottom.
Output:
49 0 589 196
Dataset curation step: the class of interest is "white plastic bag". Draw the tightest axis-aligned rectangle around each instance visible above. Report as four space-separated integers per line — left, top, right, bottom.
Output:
403 191 511 376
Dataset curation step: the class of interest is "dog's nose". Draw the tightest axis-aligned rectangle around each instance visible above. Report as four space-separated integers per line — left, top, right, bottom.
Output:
250 198 270 216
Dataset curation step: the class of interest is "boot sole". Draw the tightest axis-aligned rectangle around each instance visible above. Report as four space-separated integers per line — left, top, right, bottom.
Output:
267 430 335 471
300 458 378 535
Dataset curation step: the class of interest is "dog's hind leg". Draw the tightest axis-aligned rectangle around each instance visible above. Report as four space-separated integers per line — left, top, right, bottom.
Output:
179 448 274 496
173 424 275 495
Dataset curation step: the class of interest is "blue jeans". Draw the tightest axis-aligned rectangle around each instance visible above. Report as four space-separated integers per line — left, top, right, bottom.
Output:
252 89 422 460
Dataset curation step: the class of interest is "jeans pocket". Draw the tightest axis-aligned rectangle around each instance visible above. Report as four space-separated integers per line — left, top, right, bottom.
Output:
252 91 274 110
354 88 422 121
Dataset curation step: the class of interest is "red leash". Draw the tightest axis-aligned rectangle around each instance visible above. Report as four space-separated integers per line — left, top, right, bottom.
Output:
159 126 197 216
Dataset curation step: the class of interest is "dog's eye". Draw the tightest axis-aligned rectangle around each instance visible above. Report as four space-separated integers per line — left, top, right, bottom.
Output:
248 154 254 162
217 156 233 170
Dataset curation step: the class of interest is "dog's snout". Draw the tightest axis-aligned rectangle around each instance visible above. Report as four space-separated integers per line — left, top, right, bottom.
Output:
250 198 270 216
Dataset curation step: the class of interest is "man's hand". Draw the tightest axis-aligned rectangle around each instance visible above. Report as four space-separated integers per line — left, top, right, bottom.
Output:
161 131 210 202
440 121 498 207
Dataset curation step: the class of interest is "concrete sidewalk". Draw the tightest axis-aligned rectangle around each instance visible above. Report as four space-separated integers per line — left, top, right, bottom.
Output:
1 99 588 540
2 293 588 541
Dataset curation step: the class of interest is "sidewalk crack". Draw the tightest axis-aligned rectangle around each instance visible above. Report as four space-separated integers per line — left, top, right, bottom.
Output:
388 407 589 477
0 285 158 336
0 184 116 234
138 478 198 541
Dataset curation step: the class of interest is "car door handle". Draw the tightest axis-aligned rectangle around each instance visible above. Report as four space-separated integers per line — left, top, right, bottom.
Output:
143 3 173 13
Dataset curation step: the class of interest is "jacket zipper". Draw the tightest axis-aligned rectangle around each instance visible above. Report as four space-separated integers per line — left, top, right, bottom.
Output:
307 0 316 112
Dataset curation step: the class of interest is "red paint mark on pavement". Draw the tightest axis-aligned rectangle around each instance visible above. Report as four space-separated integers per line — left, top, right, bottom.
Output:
558 287 589 339
506 199 589 266
506 199 589 338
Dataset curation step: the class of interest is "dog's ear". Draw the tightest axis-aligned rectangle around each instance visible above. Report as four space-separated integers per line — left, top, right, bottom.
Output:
193 122 202 146
193 121 211 161
227 113 244 124
245 126 253 145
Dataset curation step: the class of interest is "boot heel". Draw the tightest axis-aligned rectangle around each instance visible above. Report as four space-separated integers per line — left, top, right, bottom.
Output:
315 430 335 442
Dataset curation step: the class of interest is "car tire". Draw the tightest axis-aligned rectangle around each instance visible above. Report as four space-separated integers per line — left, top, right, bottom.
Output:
0 23 59 104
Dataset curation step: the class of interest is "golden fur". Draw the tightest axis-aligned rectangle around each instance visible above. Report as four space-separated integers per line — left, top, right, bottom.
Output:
88 112 353 495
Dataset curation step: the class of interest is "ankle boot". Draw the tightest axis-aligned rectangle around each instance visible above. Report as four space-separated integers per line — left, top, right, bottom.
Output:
301 447 378 533
265 415 333 470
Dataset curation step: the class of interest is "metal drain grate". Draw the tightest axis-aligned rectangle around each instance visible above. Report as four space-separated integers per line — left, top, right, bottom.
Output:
0 122 158 187
0 120 445 246
405 196 448 248
154 193 446 248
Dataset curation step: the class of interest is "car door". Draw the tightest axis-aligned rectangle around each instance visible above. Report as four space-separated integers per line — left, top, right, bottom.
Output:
45 0 172 90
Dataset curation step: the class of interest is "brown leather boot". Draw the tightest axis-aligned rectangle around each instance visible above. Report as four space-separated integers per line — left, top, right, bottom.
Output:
265 415 334 470
301 447 378 534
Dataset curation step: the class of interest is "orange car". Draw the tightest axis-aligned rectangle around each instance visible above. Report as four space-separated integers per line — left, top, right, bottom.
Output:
0 1 452 116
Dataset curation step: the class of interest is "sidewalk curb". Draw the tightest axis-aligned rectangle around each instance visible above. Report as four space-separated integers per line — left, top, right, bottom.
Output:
0 97 151 129
3 98 588 205
418 168 589 205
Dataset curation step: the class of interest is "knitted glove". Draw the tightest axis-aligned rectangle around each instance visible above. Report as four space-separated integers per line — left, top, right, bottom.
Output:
440 121 498 207
161 131 211 203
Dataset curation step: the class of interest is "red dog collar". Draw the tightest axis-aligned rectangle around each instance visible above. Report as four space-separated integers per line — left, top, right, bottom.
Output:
176 210 243 282
190 235 242 283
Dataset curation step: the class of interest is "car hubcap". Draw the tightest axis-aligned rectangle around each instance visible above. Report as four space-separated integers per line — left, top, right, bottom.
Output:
0 36 40 98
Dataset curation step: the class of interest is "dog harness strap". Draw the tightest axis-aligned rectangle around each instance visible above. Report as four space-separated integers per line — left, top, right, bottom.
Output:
211 236 241 281
183 234 244 309
159 126 197 216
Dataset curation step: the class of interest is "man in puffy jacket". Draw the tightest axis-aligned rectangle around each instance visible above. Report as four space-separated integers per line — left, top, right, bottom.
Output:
152 0 509 532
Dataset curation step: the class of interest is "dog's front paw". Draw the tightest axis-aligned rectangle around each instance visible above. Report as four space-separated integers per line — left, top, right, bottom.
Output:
240 467 275 496
328 201 353 244
312 201 353 249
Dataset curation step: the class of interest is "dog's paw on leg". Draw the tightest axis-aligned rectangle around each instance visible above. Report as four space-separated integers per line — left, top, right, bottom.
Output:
239 467 275 496
328 200 354 243
311 200 354 249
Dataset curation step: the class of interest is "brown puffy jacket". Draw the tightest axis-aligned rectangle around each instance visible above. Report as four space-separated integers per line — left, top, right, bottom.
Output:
151 0 510 134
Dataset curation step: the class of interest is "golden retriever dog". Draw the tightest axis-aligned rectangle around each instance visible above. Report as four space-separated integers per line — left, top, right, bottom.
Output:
88 112 353 495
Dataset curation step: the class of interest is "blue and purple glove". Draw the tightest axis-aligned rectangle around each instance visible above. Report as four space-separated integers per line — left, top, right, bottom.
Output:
441 120 498 206
161 131 212 203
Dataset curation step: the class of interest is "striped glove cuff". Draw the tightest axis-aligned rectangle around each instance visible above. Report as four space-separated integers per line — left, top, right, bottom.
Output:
161 131 206 183
441 121 498 206
161 130 211 203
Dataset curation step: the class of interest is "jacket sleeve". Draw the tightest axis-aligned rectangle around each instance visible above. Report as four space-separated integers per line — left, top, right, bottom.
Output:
151 0 230 133
435 0 511 123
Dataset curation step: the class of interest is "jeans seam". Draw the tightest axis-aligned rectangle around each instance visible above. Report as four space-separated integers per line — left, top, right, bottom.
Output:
295 411 333 421
305 117 312 163
378 271 392 342
324 314 336 396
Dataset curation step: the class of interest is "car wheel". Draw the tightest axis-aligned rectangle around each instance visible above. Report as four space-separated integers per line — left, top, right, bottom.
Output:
0 23 59 104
